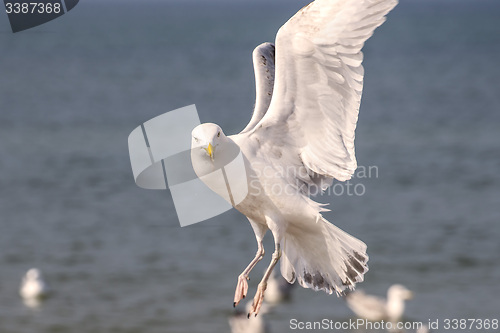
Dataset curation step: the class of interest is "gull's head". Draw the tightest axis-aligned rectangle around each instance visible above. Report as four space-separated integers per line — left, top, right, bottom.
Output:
26 268 42 280
191 123 225 162
387 284 413 301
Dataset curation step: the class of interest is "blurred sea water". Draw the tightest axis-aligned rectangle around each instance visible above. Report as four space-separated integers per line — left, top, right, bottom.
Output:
0 1 499 332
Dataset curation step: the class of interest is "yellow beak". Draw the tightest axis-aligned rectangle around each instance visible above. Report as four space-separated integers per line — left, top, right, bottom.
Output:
203 143 214 160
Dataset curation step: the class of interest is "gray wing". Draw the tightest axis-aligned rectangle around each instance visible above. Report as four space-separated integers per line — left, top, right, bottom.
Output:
240 42 276 134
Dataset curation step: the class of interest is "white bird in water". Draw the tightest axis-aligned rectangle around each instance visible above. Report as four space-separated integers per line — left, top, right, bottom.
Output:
265 270 295 305
345 284 414 322
229 301 270 333
190 0 398 316
20 268 48 307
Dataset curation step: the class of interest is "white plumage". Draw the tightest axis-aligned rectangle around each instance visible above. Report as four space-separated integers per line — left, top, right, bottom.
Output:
20 268 48 307
190 0 398 316
265 270 295 305
229 302 270 333
346 284 414 322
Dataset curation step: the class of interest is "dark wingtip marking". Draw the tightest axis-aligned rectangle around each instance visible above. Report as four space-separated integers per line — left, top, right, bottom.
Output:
353 251 367 263
303 271 333 291
345 265 359 282
342 278 352 286
348 254 366 274
304 272 312 284
261 55 267 66
312 273 327 290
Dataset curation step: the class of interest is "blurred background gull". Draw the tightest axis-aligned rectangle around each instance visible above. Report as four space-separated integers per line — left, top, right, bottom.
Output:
0 0 499 332
19 268 49 308
265 270 295 305
229 301 270 333
345 284 413 322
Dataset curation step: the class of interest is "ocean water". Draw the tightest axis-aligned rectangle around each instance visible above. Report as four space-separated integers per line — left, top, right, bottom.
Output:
0 1 499 332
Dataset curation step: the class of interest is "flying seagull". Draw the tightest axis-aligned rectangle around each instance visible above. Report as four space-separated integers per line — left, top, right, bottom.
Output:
190 0 398 316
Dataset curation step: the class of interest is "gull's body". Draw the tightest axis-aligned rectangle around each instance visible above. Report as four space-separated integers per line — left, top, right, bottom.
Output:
229 301 270 333
346 284 414 322
20 268 48 307
191 0 398 316
265 270 295 304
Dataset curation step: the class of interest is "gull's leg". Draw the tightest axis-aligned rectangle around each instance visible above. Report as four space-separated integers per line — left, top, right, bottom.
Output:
233 240 264 307
248 241 281 317
249 215 283 317
234 220 267 307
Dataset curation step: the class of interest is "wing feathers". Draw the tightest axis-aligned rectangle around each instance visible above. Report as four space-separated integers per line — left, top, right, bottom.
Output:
281 216 368 294
248 0 397 183
241 42 276 134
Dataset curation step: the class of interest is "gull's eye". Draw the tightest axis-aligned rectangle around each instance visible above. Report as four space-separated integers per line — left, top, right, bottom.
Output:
194 137 199 142
217 132 221 138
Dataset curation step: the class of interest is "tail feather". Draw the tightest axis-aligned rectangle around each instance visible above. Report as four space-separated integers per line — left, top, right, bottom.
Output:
280 217 368 295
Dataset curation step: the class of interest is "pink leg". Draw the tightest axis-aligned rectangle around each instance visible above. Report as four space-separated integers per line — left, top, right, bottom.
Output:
248 242 281 317
234 220 267 307
233 240 264 307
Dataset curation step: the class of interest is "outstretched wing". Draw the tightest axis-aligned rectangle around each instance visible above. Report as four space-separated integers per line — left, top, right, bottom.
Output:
240 42 276 134
249 0 398 182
